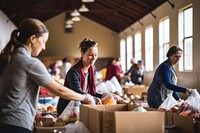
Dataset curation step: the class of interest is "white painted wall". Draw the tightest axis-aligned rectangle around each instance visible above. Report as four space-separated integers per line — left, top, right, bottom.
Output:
0 10 16 51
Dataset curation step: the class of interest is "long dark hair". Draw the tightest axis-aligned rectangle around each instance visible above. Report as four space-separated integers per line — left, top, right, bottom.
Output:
0 18 49 74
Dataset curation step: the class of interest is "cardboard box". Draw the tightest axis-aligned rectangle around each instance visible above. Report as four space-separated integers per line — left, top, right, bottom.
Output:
122 85 148 97
80 104 165 133
35 118 56 127
34 118 66 133
165 125 177 133
196 121 200 133
165 111 176 126
34 126 66 133
173 114 195 133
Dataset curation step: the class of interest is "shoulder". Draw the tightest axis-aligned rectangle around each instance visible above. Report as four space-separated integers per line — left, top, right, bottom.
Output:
67 64 79 76
160 60 170 69
157 61 170 74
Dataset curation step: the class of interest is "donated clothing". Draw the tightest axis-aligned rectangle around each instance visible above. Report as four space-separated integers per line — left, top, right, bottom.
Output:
0 46 52 130
57 60 102 115
147 59 187 109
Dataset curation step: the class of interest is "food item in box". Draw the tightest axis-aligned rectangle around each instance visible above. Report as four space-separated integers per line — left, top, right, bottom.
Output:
129 94 135 100
54 118 65 127
102 94 117 105
135 95 141 100
35 121 43 127
47 105 57 113
94 97 102 105
133 106 147 112
170 105 179 113
59 107 79 124
35 113 42 119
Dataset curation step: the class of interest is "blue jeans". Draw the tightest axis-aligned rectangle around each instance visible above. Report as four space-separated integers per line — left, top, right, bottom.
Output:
0 123 32 133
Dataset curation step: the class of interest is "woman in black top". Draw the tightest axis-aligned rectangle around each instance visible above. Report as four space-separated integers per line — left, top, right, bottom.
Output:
57 37 102 115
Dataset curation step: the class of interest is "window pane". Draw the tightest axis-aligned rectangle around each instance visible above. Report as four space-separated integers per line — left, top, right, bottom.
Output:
178 6 193 71
120 39 126 72
184 8 193 37
126 36 133 70
184 38 193 70
135 32 142 62
159 17 170 64
145 26 153 71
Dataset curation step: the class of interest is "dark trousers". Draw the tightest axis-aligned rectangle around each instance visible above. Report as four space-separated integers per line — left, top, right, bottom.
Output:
0 123 32 133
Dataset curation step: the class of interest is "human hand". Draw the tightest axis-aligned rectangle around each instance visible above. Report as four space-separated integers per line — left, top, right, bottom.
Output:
111 93 123 101
185 88 192 96
102 93 123 101
82 94 95 106
94 97 102 105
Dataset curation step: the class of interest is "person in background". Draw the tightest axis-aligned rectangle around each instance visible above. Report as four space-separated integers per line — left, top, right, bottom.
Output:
48 61 60 76
105 57 123 83
125 58 144 85
57 37 103 115
59 57 71 79
0 18 94 133
147 46 192 109
137 60 145 84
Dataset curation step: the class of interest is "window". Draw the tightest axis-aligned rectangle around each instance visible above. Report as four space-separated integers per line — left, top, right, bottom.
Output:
126 36 133 70
159 17 170 64
178 5 193 71
134 31 142 62
145 25 154 71
120 39 126 72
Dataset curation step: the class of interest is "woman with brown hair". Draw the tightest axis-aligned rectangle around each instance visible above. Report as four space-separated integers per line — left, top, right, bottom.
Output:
0 18 94 133
57 37 103 115
147 46 192 109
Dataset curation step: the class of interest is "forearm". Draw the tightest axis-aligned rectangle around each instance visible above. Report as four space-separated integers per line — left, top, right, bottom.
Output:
161 65 186 93
172 91 180 100
43 80 85 101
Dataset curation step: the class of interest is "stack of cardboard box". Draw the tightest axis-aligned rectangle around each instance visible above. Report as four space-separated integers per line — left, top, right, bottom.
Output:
80 104 165 133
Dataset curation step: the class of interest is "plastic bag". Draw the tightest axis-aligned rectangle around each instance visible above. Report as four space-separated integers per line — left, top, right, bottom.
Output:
65 121 91 133
185 89 200 111
101 93 117 105
59 101 81 124
158 93 178 111
110 76 123 96
104 80 116 93
96 82 109 94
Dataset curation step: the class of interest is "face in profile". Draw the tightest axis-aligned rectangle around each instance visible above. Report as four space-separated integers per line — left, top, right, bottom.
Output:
31 32 49 56
82 46 98 66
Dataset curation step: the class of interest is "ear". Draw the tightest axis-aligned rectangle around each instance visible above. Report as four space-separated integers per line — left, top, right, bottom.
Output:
30 35 36 44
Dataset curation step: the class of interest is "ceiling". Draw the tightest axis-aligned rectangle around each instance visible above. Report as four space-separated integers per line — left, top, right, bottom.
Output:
0 0 169 33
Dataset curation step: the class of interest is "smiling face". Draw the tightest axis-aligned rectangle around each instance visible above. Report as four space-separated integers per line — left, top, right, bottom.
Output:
30 32 49 56
169 50 182 66
82 46 98 67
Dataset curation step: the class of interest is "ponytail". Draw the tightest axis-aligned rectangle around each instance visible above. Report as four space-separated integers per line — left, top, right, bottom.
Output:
0 18 49 75
0 29 20 74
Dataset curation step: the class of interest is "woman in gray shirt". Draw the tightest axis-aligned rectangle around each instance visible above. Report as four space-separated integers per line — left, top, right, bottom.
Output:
0 18 94 133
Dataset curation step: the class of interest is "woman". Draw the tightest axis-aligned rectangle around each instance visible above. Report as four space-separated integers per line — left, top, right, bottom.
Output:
105 57 122 83
57 38 103 115
147 46 191 109
0 18 94 133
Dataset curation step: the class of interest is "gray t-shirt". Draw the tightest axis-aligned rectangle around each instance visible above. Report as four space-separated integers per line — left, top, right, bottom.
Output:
0 46 52 130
